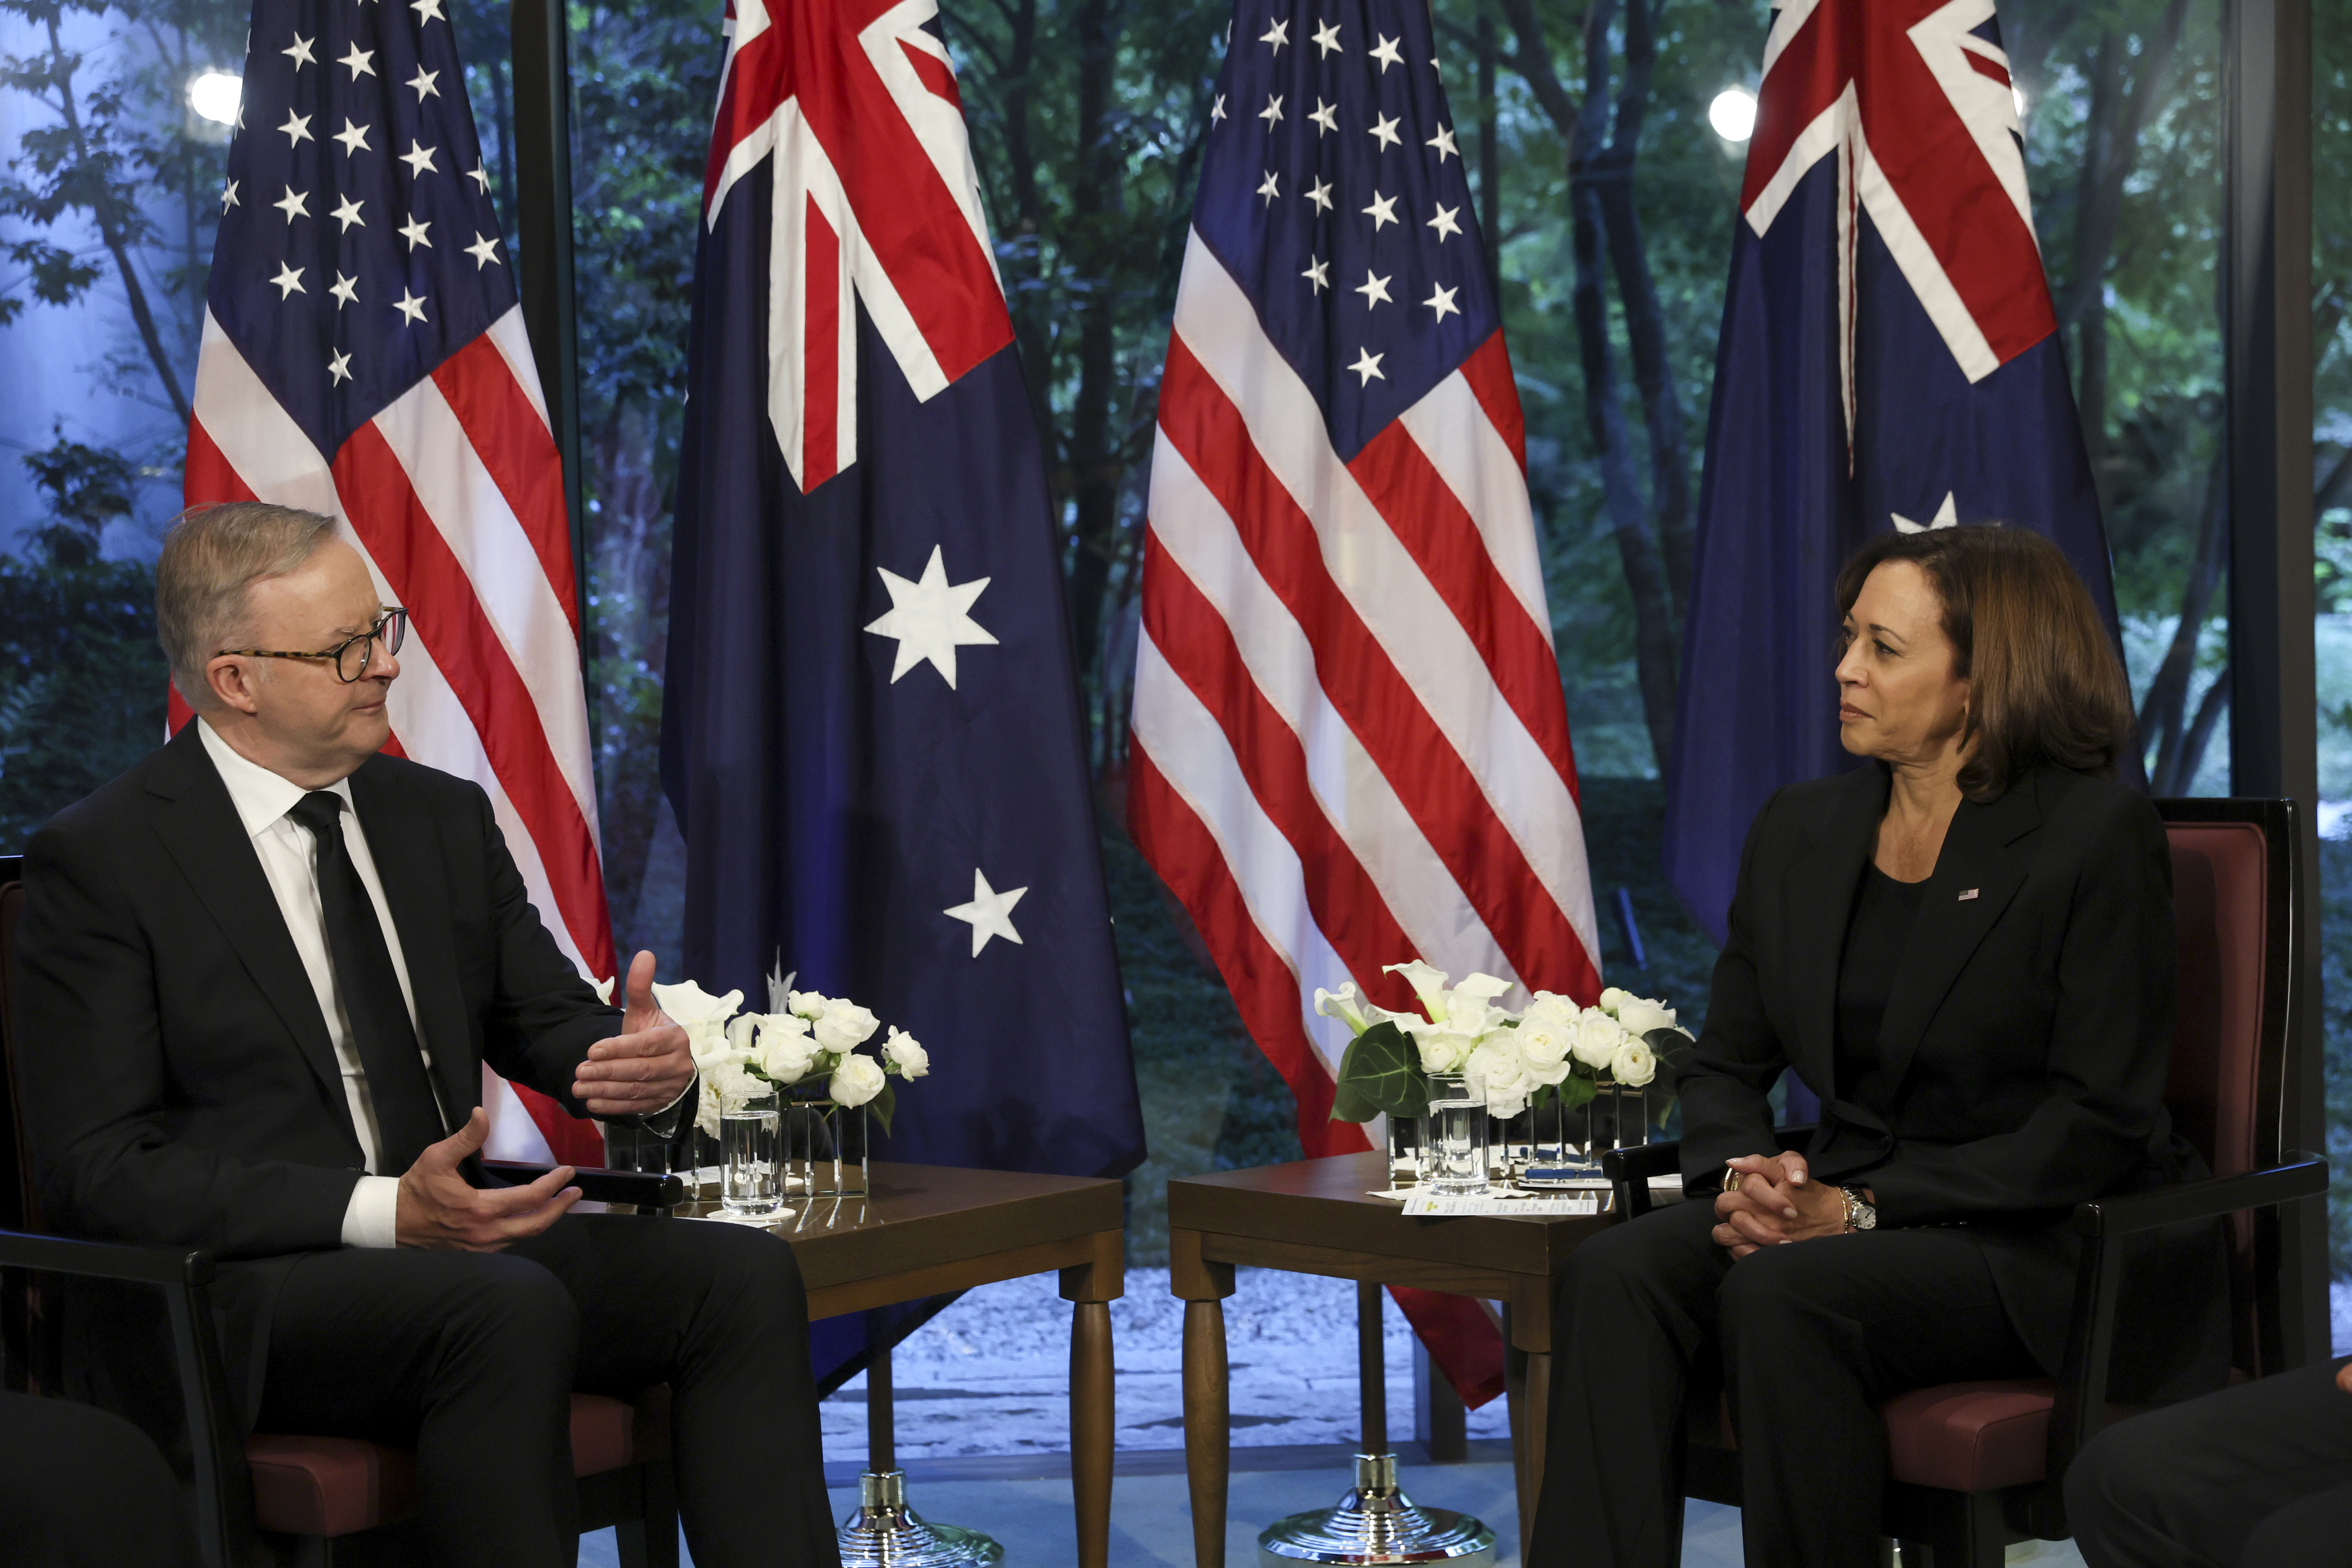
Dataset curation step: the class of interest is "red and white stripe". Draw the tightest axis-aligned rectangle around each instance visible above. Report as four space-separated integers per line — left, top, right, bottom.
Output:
1129 227 1603 1141
178 304 614 1168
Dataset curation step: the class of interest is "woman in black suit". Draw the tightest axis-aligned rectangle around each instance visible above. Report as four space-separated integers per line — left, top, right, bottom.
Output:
1527 527 2225 1568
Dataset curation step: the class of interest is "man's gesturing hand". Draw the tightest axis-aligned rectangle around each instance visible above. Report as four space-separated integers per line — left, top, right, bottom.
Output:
573 949 695 1118
396 1107 579 1250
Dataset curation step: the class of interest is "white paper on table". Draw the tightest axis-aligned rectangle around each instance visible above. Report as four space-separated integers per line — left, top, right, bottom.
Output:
1400 1193 1602 1217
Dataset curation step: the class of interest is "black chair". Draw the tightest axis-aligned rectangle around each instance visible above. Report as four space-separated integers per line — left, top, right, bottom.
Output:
1601 797 2331 1567
1 856 689 1568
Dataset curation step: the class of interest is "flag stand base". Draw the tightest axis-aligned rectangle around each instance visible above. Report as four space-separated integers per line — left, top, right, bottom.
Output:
1256 1452 1496 1566
836 1469 1003 1568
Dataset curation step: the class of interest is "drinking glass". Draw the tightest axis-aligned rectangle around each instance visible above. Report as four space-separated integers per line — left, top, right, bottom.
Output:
720 1091 783 1214
1425 1072 1489 1196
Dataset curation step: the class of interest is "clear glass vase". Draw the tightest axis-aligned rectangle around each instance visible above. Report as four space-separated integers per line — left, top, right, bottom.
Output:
719 1090 783 1213
1587 1081 1652 1158
1425 1072 1489 1195
784 1093 871 1197
1386 1111 1427 1187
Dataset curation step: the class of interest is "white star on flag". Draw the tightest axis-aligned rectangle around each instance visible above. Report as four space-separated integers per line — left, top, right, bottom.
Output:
1891 492 1962 533
944 869 1027 957
863 544 999 688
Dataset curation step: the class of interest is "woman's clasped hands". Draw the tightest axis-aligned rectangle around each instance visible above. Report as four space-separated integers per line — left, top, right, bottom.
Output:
1712 1151 1856 1258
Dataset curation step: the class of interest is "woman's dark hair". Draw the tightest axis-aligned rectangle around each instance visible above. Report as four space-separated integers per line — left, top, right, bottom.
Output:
1834 526 2136 800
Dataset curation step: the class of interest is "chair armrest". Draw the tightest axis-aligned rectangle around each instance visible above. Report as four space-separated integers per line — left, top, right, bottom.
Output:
2071 1155 2329 1238
1601 1125 1819 1221
2045 1152 2332 1488
478 1160 685 1209
0 1228 214 1287
0 1229 256 1565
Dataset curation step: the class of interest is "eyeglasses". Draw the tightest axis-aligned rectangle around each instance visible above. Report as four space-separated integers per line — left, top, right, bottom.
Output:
216 608 408 683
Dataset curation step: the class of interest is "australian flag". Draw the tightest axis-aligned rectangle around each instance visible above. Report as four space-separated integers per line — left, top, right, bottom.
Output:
1663 0 2128 946
661 0 1145 1376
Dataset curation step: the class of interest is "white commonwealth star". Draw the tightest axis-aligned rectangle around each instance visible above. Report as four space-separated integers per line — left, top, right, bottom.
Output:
278 109 313 147
282 32 316 68
1427 124 1458 162
1257 169 1280 205
1308 98 1337 136
1258 94 1283 127
220 179 238 213
1368 113 1401 151
466 232 502 269
401 139 439 178
863 544 999 688
340 42 376 78
1311 18 1341 55
1348 347 1385 384
328 349 352 385
1892 492 1961 533
1302 256 1330 292
269 262 304 299
408 65 440 99
1210 94 1226 125
392 287 428 325
1258 17 1288 52
1427 203 1462 241
1362 190 1398 229
944 869 1027 957
1305 177 1333 213
330 195 365 232
272 185 310 222
1355 269 1392 308
329 272 358 308
1424 283 1460 322
333 117 372 156
399 215 433 250
1369 32 1403 71
469 164 491 192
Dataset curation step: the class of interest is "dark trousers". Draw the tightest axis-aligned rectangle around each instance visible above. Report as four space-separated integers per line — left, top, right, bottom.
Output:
0 1389 196 1567
255 1212 840 1568
2068 1357 2352 1568
1527 1197 2048 1568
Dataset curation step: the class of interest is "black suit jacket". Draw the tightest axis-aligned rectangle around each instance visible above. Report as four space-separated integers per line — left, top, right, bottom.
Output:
1677 761 2227 1399
11 724 625 1420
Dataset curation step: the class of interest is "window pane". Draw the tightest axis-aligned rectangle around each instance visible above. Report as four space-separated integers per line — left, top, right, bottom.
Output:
0 4 245 848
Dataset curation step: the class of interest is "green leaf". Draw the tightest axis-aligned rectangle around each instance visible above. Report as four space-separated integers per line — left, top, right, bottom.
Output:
1554 1073 1599 1114
1328 1020 1428 1122
867 1081 897 1137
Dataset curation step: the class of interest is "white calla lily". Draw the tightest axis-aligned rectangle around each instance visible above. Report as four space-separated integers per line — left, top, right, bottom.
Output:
1383 959 1453 1023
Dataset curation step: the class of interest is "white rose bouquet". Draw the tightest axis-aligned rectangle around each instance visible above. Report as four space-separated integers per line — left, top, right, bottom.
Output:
1320 960 1691 1124
614 972 930 1141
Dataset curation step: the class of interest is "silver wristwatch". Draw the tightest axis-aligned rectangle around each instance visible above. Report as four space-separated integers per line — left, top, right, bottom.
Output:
1841 1186 1878 1232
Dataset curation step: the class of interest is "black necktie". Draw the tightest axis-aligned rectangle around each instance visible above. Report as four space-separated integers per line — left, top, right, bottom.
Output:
289 791 446 1172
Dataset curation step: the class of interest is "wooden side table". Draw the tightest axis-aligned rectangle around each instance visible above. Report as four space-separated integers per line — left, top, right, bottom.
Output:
680 1161 1124 1567
1168 1152 1619 1566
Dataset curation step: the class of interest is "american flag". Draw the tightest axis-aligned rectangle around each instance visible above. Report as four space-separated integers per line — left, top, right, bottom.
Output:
176 0 612 1167
1127 0 1600 1401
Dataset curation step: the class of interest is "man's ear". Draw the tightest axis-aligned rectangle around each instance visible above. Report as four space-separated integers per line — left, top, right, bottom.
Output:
207 656 262 716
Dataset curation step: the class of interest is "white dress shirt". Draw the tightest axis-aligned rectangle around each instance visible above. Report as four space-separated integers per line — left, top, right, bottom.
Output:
198 719 423 1248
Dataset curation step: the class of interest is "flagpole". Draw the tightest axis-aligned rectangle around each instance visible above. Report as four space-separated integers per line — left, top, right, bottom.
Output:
509 0 590 646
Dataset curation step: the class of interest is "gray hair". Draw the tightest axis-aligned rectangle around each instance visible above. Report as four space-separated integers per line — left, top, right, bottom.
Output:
156 502 340 710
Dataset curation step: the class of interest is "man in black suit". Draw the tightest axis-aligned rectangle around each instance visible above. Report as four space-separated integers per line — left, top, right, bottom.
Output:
13 503 839 1567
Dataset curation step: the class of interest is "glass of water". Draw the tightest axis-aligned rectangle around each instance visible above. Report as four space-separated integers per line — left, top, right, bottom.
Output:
1425 1072 1489 1196
720 1092 783 1214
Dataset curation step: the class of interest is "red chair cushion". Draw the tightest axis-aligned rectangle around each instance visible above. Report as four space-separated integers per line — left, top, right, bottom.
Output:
248 1392 640 1537
1880 1379 2056 1492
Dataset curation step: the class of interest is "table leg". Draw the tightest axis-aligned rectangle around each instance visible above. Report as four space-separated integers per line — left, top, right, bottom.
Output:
1523 1350 1550 1544
1070 1298 1114 1568
1503 1308 1533 1562
1183 1297 1229 1568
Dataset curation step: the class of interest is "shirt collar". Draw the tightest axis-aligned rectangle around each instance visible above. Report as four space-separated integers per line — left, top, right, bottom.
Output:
195 718 356 840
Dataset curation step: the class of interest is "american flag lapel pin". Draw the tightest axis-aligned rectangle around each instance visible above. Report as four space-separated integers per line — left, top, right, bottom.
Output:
1957 888 1980 901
